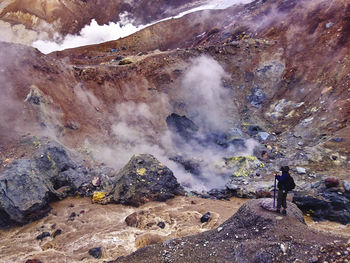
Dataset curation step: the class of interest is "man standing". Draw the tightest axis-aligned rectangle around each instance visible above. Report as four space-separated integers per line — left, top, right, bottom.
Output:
275 166 291 215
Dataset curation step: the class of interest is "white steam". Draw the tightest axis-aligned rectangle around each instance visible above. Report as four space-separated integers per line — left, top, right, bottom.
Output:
180 55 232 131
90 55 256 191
32 0 254 54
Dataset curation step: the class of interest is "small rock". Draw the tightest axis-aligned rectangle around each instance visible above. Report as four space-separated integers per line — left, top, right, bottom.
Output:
217 227 223 232
332 137 344 142
125 212 138 227
280 243 287 254
326 22 334 28
257 132 270 141
88 247 102 259
68 212 76 221
325 177 339 188
298 141 304 146
52 229 62 238
200 212 211 223
344 181 350 192
36 232 50 241
296 167 307 174
157 221 166 229
92 176 101 187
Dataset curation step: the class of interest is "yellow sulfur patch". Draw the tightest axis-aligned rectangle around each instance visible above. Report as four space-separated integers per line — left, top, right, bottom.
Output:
137 168 147 176
92 192 106 204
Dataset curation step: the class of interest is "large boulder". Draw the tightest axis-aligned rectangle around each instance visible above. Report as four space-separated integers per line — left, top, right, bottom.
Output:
293 190 350 224
111 154 184 206
0 142 90 227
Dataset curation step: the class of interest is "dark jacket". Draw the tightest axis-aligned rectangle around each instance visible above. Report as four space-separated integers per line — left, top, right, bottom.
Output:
276 172 290 190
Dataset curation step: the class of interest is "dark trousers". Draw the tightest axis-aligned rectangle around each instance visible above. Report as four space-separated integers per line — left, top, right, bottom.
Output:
277 189 287 209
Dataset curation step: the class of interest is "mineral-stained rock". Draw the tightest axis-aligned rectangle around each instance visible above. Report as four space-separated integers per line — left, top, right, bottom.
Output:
111 154 184 207
324 177 339 188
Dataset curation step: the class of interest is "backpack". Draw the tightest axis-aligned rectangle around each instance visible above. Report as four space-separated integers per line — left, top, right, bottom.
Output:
285 175 296 191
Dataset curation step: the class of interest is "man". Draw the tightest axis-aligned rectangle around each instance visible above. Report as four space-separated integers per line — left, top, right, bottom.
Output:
275 166 291 215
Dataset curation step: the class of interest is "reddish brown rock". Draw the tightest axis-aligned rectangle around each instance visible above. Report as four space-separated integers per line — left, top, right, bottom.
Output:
125 212 139 227
325 177 339 188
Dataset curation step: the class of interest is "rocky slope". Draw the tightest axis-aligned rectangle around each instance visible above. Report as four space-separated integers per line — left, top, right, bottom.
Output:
109 199 349 263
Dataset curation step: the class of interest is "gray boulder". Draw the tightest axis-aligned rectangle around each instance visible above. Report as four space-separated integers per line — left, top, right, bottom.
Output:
0 142 89 228
111 154 184 206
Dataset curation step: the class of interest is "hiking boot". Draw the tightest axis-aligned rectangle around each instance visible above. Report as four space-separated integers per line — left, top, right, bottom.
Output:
282 209 287 215
276 209 280 214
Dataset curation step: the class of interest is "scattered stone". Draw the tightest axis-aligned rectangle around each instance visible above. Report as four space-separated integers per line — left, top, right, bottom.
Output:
325 177 339 188
200 212 211 223
68 212 76 221
280 243 287 255
344 181 350 192
52 229 62 238
296 167 306 174
332 137 344 142
157 222 166 229
36 232 50 241
88 247 102 259
326 22 334 28
125 212 138 227
257 132 270 141
92 176 101 187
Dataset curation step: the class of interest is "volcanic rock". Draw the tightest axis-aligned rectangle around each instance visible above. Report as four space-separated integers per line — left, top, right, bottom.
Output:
0 141 91 227
125 212 139 227
36 232 50 241
89 247 102 259
324 177 339 188
166 113 199 141
200 212 211 223
344 181 350 192
293 190 350 224
111 154 184 207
